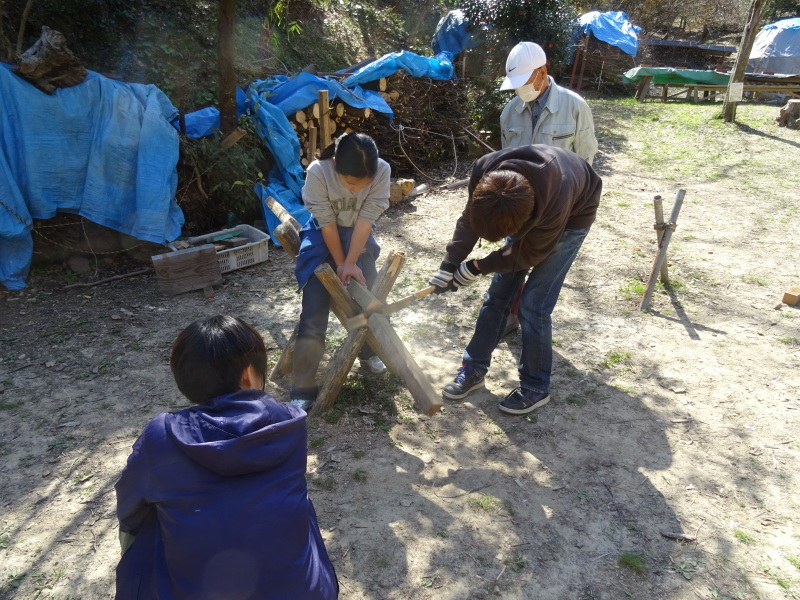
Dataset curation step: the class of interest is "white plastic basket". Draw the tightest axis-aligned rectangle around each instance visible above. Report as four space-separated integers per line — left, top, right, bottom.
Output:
169 224 269 273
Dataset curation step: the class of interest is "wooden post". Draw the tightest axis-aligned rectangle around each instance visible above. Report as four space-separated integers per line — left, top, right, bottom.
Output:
264 196 302 231
311 252 405 416
635 76 653 102
273 222 300 261
348 282 442 416
262 202 302 382
641 190 686 311
652 195 669 284
723 0 765 122
308 125 318 162
318 90 331 149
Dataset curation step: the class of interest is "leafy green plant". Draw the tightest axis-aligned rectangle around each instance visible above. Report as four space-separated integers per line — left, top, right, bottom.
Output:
503 554 526 572
5 570 25 590
352 468 367 482
309 437 324 449
420 574 438 588
670 556 703 580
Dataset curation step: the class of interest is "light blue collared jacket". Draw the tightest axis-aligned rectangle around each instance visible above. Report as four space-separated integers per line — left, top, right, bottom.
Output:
499 77 598 165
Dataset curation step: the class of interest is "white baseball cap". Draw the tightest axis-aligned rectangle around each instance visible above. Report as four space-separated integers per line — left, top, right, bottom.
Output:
499 42 547 91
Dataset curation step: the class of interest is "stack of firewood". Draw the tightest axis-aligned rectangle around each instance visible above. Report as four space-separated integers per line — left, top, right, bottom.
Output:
287 91 377 166
285 74 474 175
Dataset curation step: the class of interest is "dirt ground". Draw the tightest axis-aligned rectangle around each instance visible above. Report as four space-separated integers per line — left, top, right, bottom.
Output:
1 99 799 600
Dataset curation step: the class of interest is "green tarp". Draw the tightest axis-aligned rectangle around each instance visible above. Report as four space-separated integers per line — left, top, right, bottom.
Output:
623 67 731 85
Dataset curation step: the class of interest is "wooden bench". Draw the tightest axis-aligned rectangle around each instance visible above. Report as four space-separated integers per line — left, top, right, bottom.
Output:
640 82 800 103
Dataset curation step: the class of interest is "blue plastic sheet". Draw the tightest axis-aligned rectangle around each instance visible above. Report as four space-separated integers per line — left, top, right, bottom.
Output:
342 50 455 88
249 72 393 120
0 64 183 290
172 87 251 138
432 10 479 56
749 17 800 75
577 11 640 57
246 86 309 242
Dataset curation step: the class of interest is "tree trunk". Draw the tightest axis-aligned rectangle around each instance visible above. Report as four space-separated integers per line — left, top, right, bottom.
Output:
723 0 765 123
218 0 237 135
15 0 34 57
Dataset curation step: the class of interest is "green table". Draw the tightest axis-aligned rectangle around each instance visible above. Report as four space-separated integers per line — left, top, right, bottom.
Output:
623 67 732 102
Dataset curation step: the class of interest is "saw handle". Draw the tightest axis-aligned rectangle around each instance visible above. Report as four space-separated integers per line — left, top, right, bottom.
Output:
411 285 437 300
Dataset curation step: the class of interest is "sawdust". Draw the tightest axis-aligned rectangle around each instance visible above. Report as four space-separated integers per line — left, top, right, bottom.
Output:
1 101 799 599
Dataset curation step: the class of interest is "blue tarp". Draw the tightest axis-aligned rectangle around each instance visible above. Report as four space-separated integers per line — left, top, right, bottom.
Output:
250 50 456 244
432 10 479 56
342 50 455 88
250 72 393 120
173 87 253 138
245 86 309 241
244 72 397 243
0 64 183 290
749 17 800 75
577 11 640 57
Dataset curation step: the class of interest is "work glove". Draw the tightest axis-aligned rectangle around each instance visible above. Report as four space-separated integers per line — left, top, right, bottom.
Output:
429 261 457 294
453 261 481 288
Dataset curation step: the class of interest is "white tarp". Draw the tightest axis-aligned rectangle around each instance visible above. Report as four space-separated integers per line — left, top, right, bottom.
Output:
748 17 800 75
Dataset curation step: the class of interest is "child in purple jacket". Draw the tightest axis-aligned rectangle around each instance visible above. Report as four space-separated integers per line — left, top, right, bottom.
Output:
115 315 338 599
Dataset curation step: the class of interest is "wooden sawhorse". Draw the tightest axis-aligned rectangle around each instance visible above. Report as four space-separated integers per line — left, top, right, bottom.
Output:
265 198 441 417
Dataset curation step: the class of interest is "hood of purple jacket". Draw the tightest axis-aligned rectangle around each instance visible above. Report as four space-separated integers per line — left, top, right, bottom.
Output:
165 389 306 477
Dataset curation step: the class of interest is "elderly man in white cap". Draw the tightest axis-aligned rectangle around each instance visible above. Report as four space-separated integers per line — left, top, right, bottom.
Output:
499 41 597 164
498 41 599 338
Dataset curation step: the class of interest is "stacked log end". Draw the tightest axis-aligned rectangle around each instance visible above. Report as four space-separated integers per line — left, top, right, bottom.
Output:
286 74 473 175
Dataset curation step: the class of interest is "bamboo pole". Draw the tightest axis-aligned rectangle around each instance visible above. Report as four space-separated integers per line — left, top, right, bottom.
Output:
318 90 331 149
652 195 669 284
640 190 686 311
308 125 317 162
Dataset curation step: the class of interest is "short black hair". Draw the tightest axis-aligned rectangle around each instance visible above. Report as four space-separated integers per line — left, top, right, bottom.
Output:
317 132 379 178
170 315 267 404
470 170 535 242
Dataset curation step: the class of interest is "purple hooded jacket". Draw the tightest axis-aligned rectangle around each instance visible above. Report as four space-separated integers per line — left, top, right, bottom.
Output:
115 389 338 599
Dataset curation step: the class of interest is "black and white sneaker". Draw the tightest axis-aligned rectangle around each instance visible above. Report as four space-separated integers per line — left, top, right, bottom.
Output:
442 363 485 400
498 388 549 415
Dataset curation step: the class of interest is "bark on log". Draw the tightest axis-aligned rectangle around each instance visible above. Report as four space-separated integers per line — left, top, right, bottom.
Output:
14 26 87 93
311 251 405 416
777 99 800 129
348 282 442 416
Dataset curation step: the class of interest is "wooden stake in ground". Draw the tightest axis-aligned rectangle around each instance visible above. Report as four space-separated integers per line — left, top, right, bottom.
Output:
723 0 765 123
652 195 669 284
640 190 685 311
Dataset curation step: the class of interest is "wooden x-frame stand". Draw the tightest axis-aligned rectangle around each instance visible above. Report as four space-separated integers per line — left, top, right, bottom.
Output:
265 198 442 417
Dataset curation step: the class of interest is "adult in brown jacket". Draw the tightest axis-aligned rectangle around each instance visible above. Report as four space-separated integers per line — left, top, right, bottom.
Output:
428 145 602 415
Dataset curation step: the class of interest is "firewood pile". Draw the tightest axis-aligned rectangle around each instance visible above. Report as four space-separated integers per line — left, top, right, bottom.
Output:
572 35 638 92
285 73 474 177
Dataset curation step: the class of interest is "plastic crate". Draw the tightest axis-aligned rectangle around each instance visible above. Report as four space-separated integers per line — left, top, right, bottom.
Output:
169 225 269 273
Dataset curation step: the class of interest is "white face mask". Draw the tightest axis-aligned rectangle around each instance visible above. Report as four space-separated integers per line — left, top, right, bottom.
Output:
515 83 540 103
515 71 543 103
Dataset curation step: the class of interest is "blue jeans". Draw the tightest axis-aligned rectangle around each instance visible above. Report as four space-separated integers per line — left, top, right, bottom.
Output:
463 227 590 394
291 249 378 400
